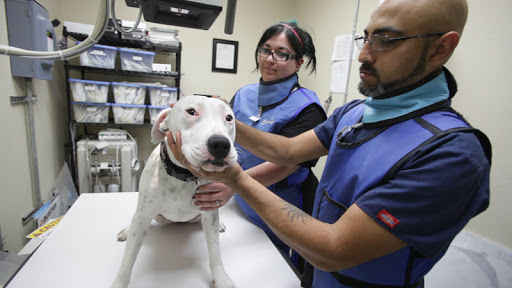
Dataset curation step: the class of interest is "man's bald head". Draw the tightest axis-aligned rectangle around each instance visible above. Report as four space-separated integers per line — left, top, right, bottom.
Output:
374 0 468 35
358 0 468 95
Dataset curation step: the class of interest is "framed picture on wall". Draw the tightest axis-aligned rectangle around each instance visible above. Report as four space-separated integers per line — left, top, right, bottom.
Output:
212 38 238 73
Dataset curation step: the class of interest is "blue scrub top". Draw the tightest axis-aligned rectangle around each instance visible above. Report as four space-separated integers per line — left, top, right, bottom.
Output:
314 104 490 259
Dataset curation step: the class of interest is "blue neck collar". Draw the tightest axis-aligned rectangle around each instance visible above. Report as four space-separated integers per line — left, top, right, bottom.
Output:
363 70 450 124
258 73 299 107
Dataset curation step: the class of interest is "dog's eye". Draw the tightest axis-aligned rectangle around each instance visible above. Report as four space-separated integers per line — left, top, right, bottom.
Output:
186 108 196 116
226 115 233 122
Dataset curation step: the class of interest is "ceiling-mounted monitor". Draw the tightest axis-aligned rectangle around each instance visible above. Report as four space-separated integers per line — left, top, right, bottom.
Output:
125 0 237 34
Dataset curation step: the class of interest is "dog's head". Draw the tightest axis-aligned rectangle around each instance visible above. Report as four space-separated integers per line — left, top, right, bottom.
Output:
151 96 238 172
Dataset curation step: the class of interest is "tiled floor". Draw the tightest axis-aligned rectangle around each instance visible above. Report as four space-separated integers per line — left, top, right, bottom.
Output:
425 230 512 288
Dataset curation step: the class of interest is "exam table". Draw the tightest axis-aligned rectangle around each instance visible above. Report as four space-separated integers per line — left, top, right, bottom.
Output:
6 192 301 288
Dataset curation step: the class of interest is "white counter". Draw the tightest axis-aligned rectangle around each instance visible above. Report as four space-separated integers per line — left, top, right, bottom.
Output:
6 193 300 288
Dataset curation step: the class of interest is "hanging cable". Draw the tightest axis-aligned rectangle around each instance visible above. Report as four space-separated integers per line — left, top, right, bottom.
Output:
110 0 143 34
0 0 109 60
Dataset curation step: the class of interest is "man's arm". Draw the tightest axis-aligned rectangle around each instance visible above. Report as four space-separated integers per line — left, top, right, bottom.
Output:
220 164 408 271
168 131 407 271
235 120 328 165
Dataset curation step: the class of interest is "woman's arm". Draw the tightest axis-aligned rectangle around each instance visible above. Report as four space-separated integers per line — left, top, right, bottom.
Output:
194 161 300 211
235 120 328 165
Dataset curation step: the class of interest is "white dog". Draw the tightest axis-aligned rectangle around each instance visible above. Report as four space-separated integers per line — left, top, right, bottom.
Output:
112 96 238 288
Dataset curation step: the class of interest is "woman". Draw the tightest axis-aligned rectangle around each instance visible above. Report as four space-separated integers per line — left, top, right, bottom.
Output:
195 21 326 270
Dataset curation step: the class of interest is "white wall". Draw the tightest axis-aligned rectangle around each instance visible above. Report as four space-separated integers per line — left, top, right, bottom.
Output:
447 0 512 246
0 0 510 255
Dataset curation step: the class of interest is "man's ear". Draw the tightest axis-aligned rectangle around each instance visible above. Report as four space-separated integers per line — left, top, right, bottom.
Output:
151 108 172 144
428 31 460 67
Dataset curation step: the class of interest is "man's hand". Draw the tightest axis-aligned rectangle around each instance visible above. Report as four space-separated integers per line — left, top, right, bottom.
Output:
165 130 245 186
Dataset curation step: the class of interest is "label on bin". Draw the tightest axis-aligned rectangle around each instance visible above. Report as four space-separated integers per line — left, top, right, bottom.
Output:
133 56 142 61
87 107 98 112
91 49 106 56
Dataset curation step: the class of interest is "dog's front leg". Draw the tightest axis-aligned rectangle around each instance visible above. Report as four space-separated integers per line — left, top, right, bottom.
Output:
201 211 236 288
112 212 154 288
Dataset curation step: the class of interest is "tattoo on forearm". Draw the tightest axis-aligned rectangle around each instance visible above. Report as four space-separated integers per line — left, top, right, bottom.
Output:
280 200 313 224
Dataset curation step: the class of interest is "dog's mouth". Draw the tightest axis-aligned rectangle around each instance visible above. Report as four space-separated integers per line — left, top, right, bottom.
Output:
202 159 228 168
199 158 232 172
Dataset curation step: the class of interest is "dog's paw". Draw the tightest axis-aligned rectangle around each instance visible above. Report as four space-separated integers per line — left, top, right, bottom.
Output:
116 226 129 242
211 268 236 288
111 281 128 288
219 222 226 233
111 278 130 288
212 277 236 288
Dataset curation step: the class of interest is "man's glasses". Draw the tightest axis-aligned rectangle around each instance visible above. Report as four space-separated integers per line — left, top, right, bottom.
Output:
355 32 446 51
257 48 298 61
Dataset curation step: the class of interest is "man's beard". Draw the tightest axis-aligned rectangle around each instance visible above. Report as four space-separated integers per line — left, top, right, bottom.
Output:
358 45 428 97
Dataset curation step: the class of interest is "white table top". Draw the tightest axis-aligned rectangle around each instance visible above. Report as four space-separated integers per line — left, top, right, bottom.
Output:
7 193 301 288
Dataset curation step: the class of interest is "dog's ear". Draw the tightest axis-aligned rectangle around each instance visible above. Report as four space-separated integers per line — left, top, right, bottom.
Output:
151 108 172 144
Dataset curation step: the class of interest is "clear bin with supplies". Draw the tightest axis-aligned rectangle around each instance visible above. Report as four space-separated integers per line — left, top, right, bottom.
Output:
71 102 110 123
148 105 169 124
77 41 118 69
68 78 109 103
119 48 155 72
111 103 146 124
148 86 178 106
111 82 147 105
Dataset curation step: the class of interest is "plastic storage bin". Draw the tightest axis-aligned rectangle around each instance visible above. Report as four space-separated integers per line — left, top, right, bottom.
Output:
78 42 118 69
111 82 147 105
148 86 178 106
148 105 169 124
72 102 110 123
68 78 109 103
111 103 146 124
119 48 155 72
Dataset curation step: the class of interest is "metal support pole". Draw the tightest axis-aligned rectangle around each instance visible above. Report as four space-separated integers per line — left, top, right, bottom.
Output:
10 78 42 223
343 0 361 105
25 78 42 210
0 225 5 251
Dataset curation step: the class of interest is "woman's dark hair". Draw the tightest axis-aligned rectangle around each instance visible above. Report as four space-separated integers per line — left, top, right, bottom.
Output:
255 21 317 75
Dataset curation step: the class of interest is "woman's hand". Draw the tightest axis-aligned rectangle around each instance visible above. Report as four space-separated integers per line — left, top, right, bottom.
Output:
194 182 236 211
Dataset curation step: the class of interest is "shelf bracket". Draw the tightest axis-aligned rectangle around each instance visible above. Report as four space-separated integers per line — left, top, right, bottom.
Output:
10 95 37 105
21 208 37 225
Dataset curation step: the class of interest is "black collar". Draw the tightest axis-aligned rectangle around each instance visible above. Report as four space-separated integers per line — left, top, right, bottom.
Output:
160 141 198 183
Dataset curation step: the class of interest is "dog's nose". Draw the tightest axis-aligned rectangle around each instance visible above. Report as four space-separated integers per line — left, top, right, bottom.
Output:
207 135 231 159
